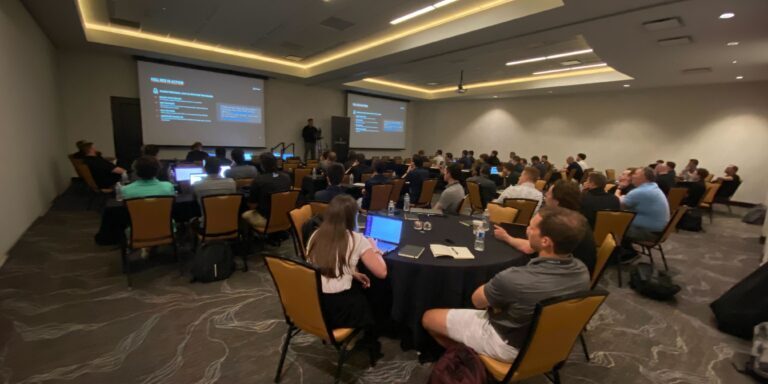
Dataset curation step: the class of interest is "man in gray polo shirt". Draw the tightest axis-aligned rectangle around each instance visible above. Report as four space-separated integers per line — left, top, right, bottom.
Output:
422 206 590 362
434 163 465 214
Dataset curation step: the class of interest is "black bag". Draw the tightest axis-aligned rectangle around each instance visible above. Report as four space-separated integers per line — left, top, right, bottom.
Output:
711 262 768 339
629 262 681 301
190 242 235 283
743 204 766 225
429 345 487 384
676 208 703 232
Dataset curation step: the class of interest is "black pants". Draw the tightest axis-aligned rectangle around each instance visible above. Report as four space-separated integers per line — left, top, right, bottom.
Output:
304 142 316 161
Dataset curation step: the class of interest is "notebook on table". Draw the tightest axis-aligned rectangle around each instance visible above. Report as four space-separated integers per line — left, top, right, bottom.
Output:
409 207 444 216
398 245 425 259
364 214 403 255
430 244 474 259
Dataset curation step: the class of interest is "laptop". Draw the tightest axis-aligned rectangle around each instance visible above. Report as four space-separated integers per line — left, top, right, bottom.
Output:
189 173 207 185
244 153 253 161
490 166 500 175
175 166 204 182
364 215 403 255
219 165 231 178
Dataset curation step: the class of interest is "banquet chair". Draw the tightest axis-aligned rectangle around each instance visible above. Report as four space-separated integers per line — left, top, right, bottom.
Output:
293 168 312 190
605 169 616 181
306 160 319 169
577 234 617 360
122 196 177 288
288 204 313 259
666 187 687 214
604 183 615 193
74 161 113 209
195 194 243 244
389 178 405 204
466 181 484 214
245 190 299 270
368 184 393 211
534 180 547 192
309 201 328 216
487 204 519 225
283 162 298 174
699 182 721 223
235 178 254 189
713 180 742 213
361 173 373 183
632 207 688 271
502 198 538 225
414 179 438 208
264 256 372 384
592 210 636 287
478 290 609 383
341 174 351 185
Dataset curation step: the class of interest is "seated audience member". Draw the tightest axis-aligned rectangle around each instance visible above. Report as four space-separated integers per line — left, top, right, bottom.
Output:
494 167 543 212
611 168 637 196
418 150 426 157
715 164 740 183
681 168 709 206
444 152 455 164
362 160 391 210
318 151 338 173
314 163 347 203
487 150 501 166
344 150 357 170
214 147 233 166
666 161 677 178
531 156 548 178
402 155 430 199
620 167 670 242
306 194 387 358
502 162 520 187
468 150 476 165
122 156 175 199
424 206 590 362
131 144 169 181
434 164 465 214
512 156 525 174
466 165 497 208
186 142 210 163
81 142 126 188
242 153 292 228
226 148 258 179
682 158 699 181
541 155 553 171
346 153 372 182
193 158 236 208
459 150 473 169
580 173 620 228
495 180 596 274
71 140 88 159
714 164 741 200
507 151 517 164
576 153 589 171
520 158 529 166
479 153 490 164
432 150 445 166
654 163 675 195
564 156 584 181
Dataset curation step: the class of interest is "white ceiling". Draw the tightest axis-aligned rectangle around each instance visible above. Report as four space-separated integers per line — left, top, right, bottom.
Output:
21 0 768 100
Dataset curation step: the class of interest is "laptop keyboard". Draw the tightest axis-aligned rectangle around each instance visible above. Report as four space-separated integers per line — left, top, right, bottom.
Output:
378 242 397 253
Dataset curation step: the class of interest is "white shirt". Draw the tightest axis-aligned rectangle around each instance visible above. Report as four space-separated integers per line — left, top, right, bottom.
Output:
577 160 589 171
494 182 543 212
433 155 445 165
307 231 372 294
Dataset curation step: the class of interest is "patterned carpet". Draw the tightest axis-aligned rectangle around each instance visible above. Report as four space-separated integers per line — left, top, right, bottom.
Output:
0 191 763 384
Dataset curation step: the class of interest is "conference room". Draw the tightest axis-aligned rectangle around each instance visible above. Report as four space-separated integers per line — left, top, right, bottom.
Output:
3 0 768 382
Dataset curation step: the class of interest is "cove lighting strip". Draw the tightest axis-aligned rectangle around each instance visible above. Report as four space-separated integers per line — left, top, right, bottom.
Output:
532 62 606 75
506 48 593 66
391 0 460 25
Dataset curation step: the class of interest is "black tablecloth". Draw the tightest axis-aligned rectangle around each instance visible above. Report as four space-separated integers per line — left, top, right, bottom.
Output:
94 194 200 245
382 213 528 354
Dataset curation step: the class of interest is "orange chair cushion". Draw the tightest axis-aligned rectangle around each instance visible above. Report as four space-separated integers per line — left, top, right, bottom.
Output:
479 354 515 382
332 328 354 342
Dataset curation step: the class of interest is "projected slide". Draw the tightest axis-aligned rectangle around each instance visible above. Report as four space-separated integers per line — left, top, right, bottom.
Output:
347 94 407 149
138 61 266 147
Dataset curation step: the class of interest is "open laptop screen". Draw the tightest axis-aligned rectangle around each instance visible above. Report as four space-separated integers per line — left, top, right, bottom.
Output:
364 215 403 245
175 166 204 182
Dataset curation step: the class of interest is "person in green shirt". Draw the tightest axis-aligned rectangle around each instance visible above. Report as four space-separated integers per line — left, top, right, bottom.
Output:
122 156 176 199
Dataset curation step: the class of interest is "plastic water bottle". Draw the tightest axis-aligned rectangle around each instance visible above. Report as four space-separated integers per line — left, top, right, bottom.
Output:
482 209 490 232
474 229 485 252
115 182 123 202
403 193 411 212
388 200 395 215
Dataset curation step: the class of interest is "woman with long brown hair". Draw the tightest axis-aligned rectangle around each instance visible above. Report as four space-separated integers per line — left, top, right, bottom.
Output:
306 194 387 356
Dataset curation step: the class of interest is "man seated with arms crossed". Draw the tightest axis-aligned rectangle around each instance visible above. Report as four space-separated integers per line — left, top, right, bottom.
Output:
466 165 497 208
494 167 543 212
225 149 258 179
314 163 347 203
434 163 465 214
422 207 590 362
122 156 175 199
193 158 236 208
81 142 126 189
243 153 292 228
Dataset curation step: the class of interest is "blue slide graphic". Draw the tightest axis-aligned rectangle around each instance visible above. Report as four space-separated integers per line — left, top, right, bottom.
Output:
217 103 262 124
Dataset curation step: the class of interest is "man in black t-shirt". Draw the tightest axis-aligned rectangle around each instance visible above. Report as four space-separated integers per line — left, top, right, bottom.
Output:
242 153 292 228
565 156 583 181
81 142 126 189
302 118 320 161
580 173 620 228
402 155 430 200
186 142 209 163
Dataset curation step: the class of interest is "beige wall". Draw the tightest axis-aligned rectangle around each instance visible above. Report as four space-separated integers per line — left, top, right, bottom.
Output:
57 50 413 162
413 82 768 203
0 1 67 255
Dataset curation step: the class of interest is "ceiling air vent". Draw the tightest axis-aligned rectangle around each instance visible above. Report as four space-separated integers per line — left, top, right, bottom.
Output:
319 17 355 31
681 67 712 75
657 36 692 47
642 17 683 31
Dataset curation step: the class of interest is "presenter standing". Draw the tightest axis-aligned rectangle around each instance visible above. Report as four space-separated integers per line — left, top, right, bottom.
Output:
302 118 321 161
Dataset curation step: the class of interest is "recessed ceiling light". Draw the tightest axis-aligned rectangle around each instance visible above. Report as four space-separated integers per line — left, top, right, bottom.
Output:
719 12 735 19
390 0 459 25
493 95 498 98
727 41 739 46
532 63 606 75
426 82 439 86
506 49 593 67
732 60 738 64
623 84 631 88
736 75 744 80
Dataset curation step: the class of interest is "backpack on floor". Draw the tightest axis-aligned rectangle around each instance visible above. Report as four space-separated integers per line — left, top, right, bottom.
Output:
711 262 768 339
629 262 681 301
190 242 235 283
676 208 703 232
742 204 766 225
429 345 487 384
733 322 768 383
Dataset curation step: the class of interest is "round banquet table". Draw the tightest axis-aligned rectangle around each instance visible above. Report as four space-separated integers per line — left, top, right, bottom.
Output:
381 212 528 357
